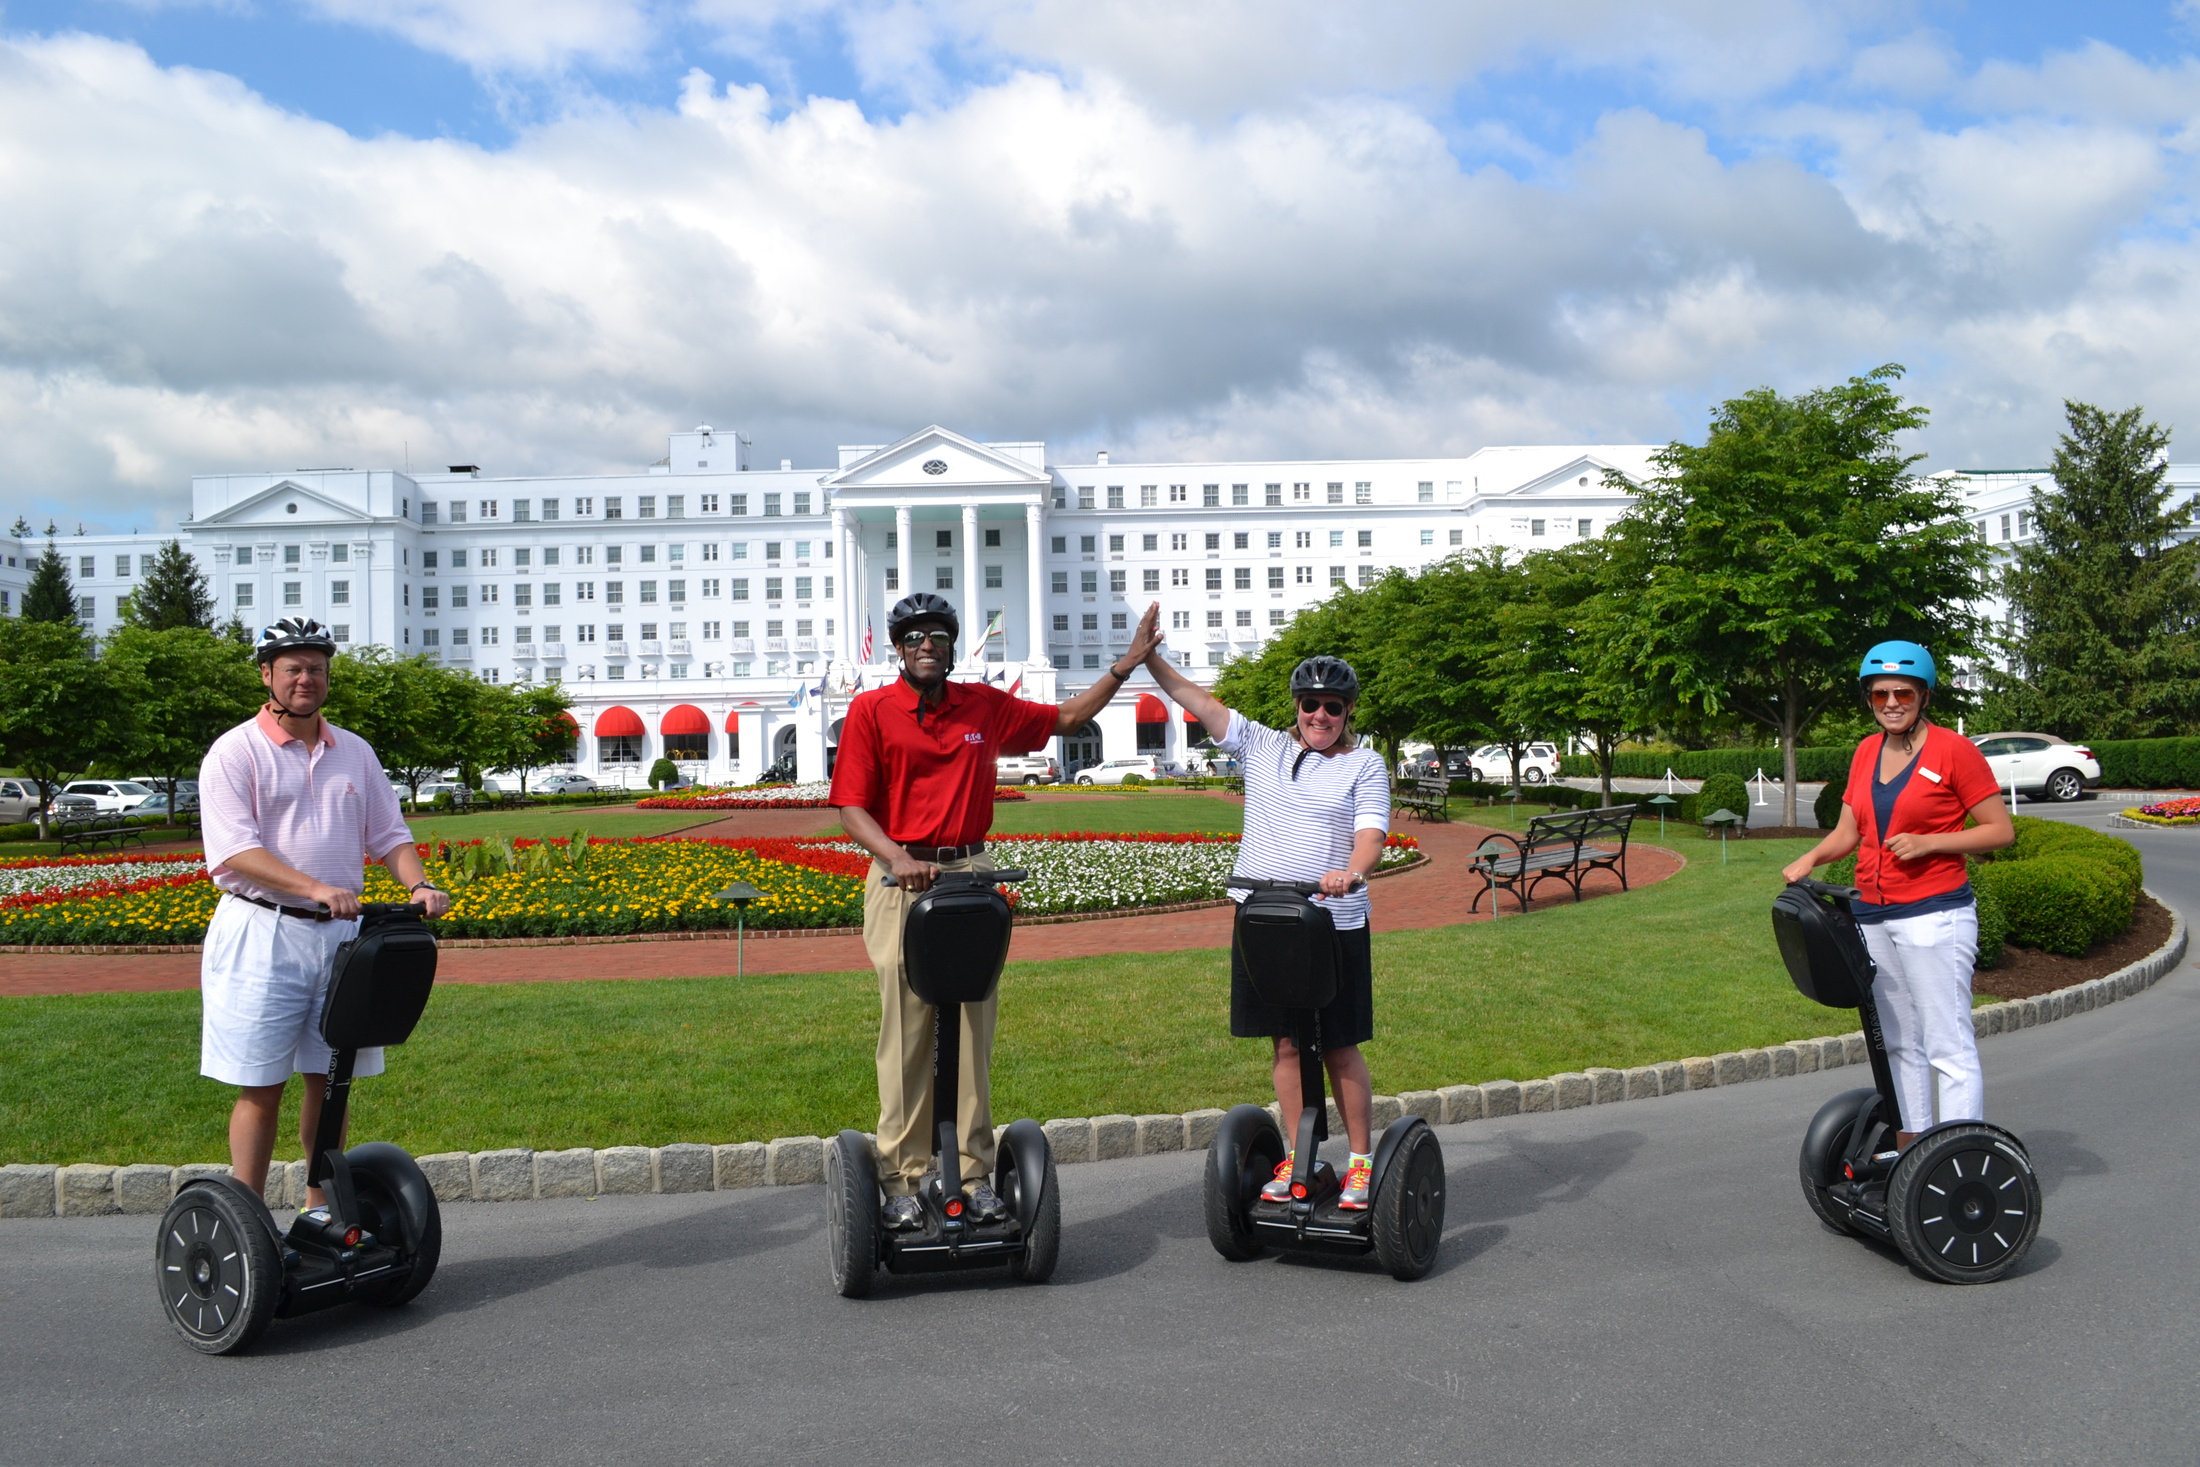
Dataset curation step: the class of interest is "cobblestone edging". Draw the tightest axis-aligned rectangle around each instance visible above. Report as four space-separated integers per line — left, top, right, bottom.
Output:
0 854 1430 957
5 892 2180 1220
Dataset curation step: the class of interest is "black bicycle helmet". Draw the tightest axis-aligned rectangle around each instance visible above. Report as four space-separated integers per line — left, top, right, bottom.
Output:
887 592 959 647
255 617 338 665
1290 654 1359 701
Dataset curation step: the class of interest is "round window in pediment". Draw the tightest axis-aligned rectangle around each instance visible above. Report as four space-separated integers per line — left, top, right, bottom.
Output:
923 459 948 475
286 502 299 513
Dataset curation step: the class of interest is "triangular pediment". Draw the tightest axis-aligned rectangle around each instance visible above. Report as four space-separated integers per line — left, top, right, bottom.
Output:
823 427 1050 492
1504 452 1652 498
194 480 374 526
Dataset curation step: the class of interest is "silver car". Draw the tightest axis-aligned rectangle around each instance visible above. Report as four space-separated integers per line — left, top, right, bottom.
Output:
0 779 41 825
1969 732 2102 803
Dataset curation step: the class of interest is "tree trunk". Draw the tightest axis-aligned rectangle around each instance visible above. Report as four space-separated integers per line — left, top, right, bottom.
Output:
1596 730 1616 807
1781 680 1801 828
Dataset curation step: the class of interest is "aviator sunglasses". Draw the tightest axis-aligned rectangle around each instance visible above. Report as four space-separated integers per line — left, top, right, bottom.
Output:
1868 686 1920 706
898 630 955 650
1298 697 1348 717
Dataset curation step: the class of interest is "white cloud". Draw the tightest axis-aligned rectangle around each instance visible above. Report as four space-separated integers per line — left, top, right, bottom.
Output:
301 0 659 73
6 24 2200 529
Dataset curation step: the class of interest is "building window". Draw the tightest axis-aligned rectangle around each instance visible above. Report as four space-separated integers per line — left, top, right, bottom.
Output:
1141 485 1159 507
605 497 623 520
1203 484 1220 507
1418 482 1434 503
1233 568 1251 590
1234 532 1249 549
1265 484 1283 506
421 502 439 525
640 581 658 604
543 499 561 521
1326 482 1344 504
1358 530 1373 548
765 494 782 517
331 580 351 605
1079 534 1096 553
667 494 685 519
1206 568 1223 591
1450 529 1464 545
670 579 688 603
235 583 255 607
114 554 131 577
1207 611 1224 628
1355 482 1372 505
1359 565 1378 586
1109 570 1126 593
606 582 624 605
729 494 747 516
1236 609 1253 627
80 555 96 577
601 735 643 765
1142 569 1160 592
1172 568 1190 588
480 500 499 519
1578 519 1593 537
1420 529 1434 546
1080 570 1097 593
1077 487 1095 510
701 494 719 514
282 581 301 606
1270 609 1287 625
332 624 351 642
1267 567 1284 589
1170 610 1189 629
1231 484 1249 506
1169 484 1188 503
1530 519 1546 537
984 565 1003 588
451 586 469 609
480 626 499 645
1295 566 1313 584
765 577 783 601
514 584 532 609
1107 486 1125 509
449 502 468 523
885 568 900 591
1329 566 1345 585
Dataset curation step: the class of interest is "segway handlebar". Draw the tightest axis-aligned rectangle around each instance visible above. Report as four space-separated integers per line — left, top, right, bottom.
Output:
1784 878 1864 907
313 901 432 919
879 868 1029 889
1230 875 1366 897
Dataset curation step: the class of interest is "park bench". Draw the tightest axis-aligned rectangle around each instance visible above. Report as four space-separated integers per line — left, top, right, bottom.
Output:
55 812 150 856
1394 774 1452 823
1468 804 1638 914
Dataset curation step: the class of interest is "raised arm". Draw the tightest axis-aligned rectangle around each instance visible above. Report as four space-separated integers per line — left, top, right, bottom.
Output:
1054 601 1166 734
1135 603 1231 741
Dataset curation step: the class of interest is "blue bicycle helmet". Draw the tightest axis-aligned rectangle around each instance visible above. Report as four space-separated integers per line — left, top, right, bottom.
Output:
1858 640 1936 690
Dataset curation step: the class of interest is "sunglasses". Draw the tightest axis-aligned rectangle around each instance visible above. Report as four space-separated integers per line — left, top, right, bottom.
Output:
1868 687 1920 706
1298 697 1348 717
898 630 954 650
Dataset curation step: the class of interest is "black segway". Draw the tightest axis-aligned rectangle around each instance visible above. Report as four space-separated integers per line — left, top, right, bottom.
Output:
825 869 1059 1297
1773 879 2041 1283
155 903 444 1353
1203 878 1444 1280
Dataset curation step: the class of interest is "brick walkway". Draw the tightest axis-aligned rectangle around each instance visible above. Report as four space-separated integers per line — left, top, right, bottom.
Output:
0 799 1680 996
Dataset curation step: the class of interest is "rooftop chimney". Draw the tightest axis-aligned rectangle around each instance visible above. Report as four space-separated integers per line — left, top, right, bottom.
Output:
1096 450 1109 465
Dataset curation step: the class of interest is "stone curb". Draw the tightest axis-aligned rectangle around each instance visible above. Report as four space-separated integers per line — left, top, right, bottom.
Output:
6 892 2183 1218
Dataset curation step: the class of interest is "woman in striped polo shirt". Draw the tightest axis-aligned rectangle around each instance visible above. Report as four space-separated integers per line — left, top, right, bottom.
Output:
1139 633 1392 1209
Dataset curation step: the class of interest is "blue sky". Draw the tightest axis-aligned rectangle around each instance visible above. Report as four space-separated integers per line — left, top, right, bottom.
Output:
5 1 2200 527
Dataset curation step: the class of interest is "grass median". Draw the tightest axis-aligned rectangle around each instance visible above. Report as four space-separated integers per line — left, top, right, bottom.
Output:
0 832 1839 1165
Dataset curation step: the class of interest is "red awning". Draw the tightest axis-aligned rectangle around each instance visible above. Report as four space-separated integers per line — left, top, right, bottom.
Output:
661 704 710 736
1135 693 1167 723
594 705 644 738
554 711 579 732
1183 707 1201 722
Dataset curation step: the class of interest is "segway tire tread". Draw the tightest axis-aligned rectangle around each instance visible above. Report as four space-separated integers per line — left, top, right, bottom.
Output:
1006 1146 1061 1284
826 1130 881 1298
1885 1123 2041 1284
1799 1088 1876 1236
1204 1104 1285 1262
1370 1122 1444 1280
155 1181 281 1355
346 1144 442 1307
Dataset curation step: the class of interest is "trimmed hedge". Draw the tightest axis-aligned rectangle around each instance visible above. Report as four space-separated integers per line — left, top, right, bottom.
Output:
1814 768 1848 831
2086 736 2200 791
1559 747 1850 782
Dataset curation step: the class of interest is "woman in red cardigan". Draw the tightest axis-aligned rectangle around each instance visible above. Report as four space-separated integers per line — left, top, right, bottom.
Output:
1783 642 2014 1148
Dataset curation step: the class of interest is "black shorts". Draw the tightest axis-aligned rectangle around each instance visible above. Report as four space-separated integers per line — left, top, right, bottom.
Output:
1230 919 1374 1048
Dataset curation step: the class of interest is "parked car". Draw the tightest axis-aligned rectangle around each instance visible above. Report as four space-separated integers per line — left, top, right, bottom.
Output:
1969 732 2101 803
0 779 42 825
408 781 469 805
536 774 599 794
996 754 1058 786
1403 752 1474 781
1072 755 1184 786
45 793 98 820
131 777 198 803
1466 743 1561 785
60 780 158 812
131 793 195 820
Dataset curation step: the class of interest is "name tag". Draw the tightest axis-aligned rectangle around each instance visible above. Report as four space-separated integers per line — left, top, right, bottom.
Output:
1918 766 1942 784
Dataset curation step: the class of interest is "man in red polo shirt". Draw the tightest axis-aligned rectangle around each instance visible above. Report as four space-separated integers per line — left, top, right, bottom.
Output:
833 592 1161 1228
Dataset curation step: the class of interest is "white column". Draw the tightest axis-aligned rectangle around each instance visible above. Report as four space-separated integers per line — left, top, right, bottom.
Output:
961 502 980 665
830 506 850 660
895 504 914 611
1024 500 1048 666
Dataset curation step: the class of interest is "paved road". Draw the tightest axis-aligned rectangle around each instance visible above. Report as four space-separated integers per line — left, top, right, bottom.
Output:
8 966 2198 1463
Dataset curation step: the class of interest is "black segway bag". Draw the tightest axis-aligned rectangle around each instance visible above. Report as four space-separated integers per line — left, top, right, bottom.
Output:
903 881 1014 1007
1770 882 1875 1010
1235 888 1338 1011
319 904 439 1050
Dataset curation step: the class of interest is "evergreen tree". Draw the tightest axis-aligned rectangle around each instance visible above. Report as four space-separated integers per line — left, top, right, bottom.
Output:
21 541 78 624
1987 402 2200 739
122 540 215 631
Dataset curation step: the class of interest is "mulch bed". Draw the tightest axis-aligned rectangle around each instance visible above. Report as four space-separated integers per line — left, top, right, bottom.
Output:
1974 892 2174 1000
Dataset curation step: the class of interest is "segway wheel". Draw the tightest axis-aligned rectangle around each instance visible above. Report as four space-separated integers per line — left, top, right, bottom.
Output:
1204 1104 1284 1262
155 1181 281 1355
825 1130 881 1298
1798 1088 1878 1235
347 1143 443 1307
1000 1123 1060 1284
1886 1124 2042 1284
1370 1122 1445 1281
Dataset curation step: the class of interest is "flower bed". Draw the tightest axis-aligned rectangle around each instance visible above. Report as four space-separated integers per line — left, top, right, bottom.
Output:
2122 796 2200 827
635 782 1028 811
0 833 1421 945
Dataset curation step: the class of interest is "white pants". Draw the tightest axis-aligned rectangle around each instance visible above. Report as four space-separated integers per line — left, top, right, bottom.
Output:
1860 903 1981 1130
200 896 383 1088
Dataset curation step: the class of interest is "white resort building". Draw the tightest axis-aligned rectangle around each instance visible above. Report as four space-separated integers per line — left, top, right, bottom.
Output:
0 428 2186 784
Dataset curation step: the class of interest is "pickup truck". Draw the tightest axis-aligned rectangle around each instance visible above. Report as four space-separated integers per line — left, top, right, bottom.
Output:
996 754 1059 786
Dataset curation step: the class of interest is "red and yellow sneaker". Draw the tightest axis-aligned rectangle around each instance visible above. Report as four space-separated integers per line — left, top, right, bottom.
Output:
1338 1159 1374 1210
1260 1154 1296 1203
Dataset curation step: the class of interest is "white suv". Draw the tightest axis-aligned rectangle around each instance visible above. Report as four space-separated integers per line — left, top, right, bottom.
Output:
1970 732 2101 803
1073 755 1183 786
1467 743 1561 785
996 754 1059 786
60 780 158 812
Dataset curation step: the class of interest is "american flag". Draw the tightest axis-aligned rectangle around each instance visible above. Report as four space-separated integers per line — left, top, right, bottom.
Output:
860 610 874 663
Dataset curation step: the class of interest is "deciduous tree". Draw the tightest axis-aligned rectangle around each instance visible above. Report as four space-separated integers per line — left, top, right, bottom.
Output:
0 619 134 837
101 625 263 821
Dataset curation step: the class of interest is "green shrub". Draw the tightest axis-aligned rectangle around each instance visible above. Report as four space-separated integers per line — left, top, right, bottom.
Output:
1814 769 1848 830
1691 773 1751 834
1121 772 1147 786
1972 854 2132 957
431 790 455 812
1446 778 1509 801
1559 746 1850 782
0 822 37 842
647 757 679 791
1973 881 2008 969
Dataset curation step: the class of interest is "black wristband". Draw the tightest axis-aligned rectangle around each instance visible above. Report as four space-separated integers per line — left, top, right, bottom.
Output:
1107 662 1131 680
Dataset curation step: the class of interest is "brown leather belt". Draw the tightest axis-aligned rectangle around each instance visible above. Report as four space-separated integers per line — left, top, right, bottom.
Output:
229 892 333 922
904 841 987 862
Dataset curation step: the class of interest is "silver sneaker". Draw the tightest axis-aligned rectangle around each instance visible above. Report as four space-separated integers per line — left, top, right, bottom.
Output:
967 1182 1009 1222
881 1195 924 1231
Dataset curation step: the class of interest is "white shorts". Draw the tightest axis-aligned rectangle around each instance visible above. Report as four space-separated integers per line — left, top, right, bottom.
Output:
1860 903 1982 1130
199 896 384 1088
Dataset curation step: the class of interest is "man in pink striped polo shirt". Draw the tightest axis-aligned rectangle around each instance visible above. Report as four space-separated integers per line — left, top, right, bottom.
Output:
198 618 451 1210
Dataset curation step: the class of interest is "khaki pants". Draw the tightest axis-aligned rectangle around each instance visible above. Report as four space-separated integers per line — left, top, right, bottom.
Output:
864 853 999 1197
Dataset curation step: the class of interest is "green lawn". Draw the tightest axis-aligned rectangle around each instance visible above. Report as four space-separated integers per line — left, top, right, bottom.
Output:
0 833 1842 1164
406 805 739 845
